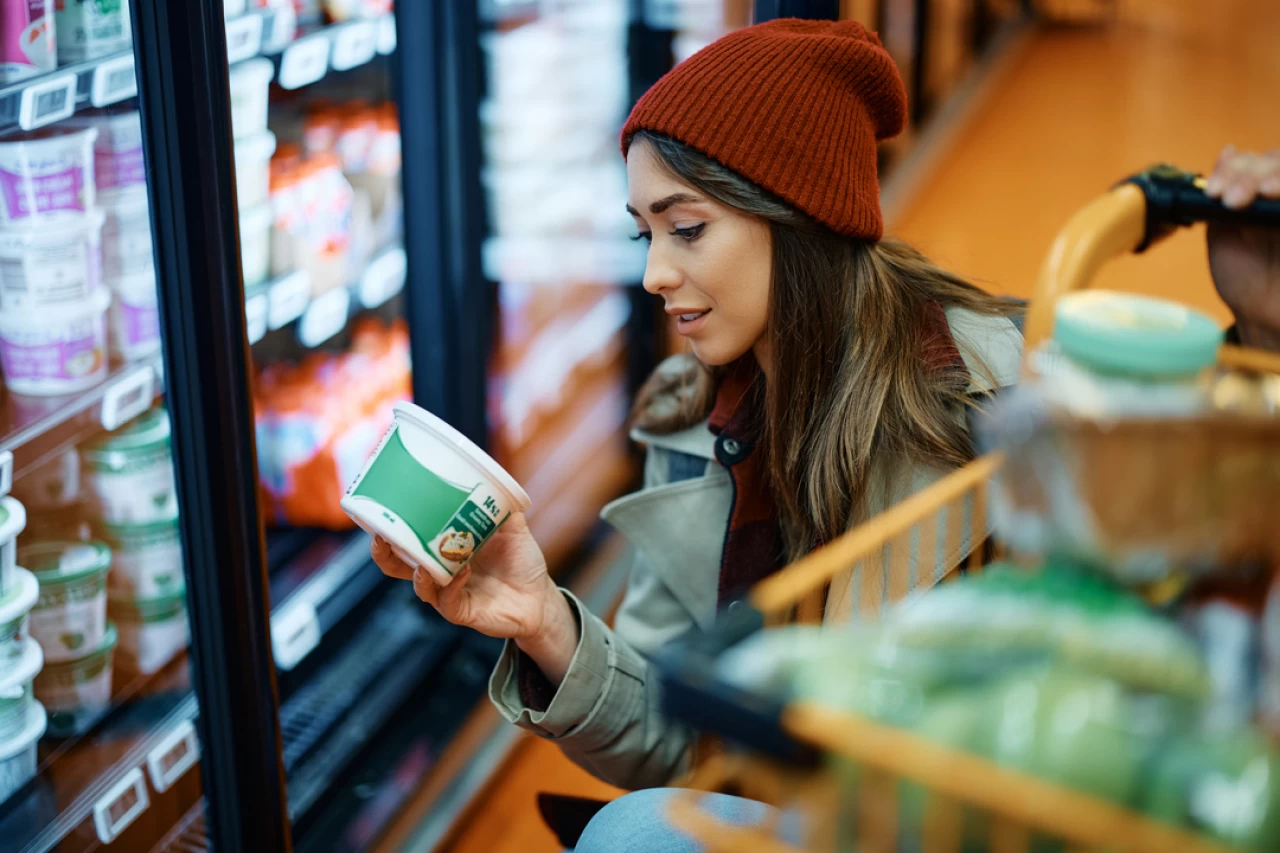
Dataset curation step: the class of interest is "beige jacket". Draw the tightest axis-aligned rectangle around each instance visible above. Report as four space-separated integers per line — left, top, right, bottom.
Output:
488 307 1023 790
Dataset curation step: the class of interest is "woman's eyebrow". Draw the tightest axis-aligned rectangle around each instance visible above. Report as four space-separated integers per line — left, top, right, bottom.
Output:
625 193 703 216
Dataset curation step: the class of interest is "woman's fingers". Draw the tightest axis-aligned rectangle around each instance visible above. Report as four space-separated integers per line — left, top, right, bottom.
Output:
412 567 441 607
370 536 414 580
1206 147 1280 209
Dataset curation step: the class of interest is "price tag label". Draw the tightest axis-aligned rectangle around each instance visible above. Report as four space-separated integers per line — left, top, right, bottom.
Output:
101 365 156 432
225 12 265 64
93 767 150 844
297 287 350 347
377 14 397 55
359 247 407 309
331 20 378 72
146 719 200 794
267 270 311 329
264 4 298 52
271 600 320 671
279 34 331 90
89 54 137 107
245 291 269 344
0 450 12 498
19 72 77 131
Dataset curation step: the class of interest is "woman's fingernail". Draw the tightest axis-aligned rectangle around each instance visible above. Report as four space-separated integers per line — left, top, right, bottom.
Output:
1205 176 1223 196
1223 185 1251 208
1260 176 1280 196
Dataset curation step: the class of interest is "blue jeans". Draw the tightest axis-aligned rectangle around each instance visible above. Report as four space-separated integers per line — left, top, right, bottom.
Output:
573 788 804 852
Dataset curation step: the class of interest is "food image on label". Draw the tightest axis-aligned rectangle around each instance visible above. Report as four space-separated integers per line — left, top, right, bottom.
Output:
437 530 473 563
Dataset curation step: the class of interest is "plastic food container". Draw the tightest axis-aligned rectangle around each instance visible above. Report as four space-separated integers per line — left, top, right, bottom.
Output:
0 285 109 396
110 592 187 675
100 187 153 278
0 127 98 223
101 519 183 599
0 568 38 663
0 0 55 83
0 209 105 311
90 111 143 194
55 0 131 63
81 407 177 525
240 204 272 287
342 402 532 586
35 622 115 737
0 639 42 741
12 450 79 510
235 130 277 211
0 495 27 595
22 540 110 663
0 700 46 803
229 58 274 140
106 268 160 362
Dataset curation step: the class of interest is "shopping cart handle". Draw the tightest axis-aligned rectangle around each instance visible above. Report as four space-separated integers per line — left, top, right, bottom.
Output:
1125 163 1280 251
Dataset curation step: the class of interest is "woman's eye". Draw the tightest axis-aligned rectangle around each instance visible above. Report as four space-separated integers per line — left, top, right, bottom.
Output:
670 224 705 241
631 232 652 243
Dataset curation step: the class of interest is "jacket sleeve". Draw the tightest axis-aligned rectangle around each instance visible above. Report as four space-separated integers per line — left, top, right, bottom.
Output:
487 448 700 790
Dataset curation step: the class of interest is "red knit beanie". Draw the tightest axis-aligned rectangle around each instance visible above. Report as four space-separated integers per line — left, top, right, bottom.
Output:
621 18 907 242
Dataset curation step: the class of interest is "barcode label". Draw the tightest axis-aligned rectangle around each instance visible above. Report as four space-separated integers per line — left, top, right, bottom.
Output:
20 73 77 130
377 14 396 55
297 287 349 347
279 35 330 90
93 768 150 844
225 12 265 64
90 54 138 107
0 259 27 293
331 20 377 71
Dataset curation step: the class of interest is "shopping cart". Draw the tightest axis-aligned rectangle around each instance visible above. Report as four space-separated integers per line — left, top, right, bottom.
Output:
656 165 1280 853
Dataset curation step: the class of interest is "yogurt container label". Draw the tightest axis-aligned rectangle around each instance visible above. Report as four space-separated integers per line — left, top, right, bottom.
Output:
103 522 183 599
55 0 131 63
341 403 530 586
0 1 55 83
95 145 144 191
30 574 106 661
0 128 97 223
0 319 105 381
0 164 87 217
83 444 177 524
118 298 158 348
0 228 102 309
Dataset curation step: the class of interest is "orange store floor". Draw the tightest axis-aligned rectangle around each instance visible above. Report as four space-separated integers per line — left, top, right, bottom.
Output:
440 2 1280 851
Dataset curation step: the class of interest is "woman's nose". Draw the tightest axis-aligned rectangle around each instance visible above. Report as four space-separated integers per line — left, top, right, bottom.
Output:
641 246 680 295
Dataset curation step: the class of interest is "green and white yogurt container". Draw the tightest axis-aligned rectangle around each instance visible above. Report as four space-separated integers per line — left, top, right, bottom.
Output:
341 402 532 586
0 638 42 741
0 567 38 663
101 519 183 599
110 592 187 675
0 700 46 803
0 495 28 596
80 407 178 525
35 622 115 737
22 541 111 663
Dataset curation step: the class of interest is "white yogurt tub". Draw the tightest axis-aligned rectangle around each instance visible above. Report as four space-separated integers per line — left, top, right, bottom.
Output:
240 204 272 287
22 540 111 663
67 110 145 194
0 496 27 595
12 450 79 510
35 622 115 737
342 402 532 586
229 58 274 140
106 268 160 362
0 700 46 802
101 519 183 600
100 187 153 278
110 592 187 675
0 285 109 396
80 407 178 525
0 127 98 223
0 210 105 311
56 0 131 63
235 130 276 211
0 638 42 741
0 568 38 664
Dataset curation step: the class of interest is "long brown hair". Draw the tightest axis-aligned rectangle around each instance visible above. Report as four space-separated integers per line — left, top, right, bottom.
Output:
630 130 1019 562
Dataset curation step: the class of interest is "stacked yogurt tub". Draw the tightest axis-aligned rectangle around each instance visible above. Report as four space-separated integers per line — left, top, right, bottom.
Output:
229 57 277 288
0 472 45 803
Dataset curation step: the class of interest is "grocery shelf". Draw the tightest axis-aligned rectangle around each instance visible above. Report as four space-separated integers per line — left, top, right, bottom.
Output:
151 802 208 853
246 244 408 348
0 354 165 482
0 657 198 853
0 50 138 138
255 13 397 90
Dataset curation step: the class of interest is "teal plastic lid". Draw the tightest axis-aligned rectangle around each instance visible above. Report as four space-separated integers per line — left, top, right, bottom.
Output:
19 541 112 585
1053 292 1224 378
81 407 170 457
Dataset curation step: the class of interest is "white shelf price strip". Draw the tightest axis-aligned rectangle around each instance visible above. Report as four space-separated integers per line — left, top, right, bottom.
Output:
225 12 266 64
271 599 321 671
101 364 156 432
0 450 11 498
377 14 397 55
331 20 378 71
267 270 312 329
19 71 77 131
279 33 331 90
245 290 269 343
92 767 149 844
359 247 407 309
298 286 350 347
89 54 137 107
146 719 201 794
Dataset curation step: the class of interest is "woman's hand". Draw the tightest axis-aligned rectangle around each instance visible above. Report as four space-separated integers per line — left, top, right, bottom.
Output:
1205 145 1280 351
370 513 579 684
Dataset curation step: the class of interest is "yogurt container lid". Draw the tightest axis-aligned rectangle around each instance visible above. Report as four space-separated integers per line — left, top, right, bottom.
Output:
19 541 112 585
0 496 27 545
392 402 532 511
0 701 47 761
0 638 44 695
0 567 38 626
82 407 170 456
0 285 110 332
41 622 116 668
101 517 180 540
1053 292 1224 378
236 129 278 162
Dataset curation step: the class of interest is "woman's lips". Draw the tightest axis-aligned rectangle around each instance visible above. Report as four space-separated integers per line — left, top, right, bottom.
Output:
675 309 710 335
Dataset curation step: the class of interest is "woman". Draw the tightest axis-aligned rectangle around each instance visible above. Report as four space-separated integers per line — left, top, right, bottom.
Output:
374 18 1280 850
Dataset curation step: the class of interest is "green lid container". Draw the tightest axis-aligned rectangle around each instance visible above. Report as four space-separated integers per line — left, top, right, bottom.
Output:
80 408 171 471
19 541 112 586
1053 291 1224 378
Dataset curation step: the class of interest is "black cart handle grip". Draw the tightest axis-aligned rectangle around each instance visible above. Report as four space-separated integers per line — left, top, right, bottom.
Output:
1125 164 1280 251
